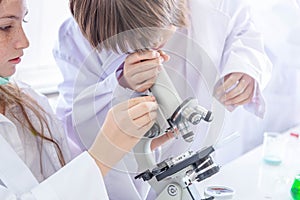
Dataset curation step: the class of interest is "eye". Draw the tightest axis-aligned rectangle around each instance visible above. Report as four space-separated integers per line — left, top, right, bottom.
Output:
0 25 12 31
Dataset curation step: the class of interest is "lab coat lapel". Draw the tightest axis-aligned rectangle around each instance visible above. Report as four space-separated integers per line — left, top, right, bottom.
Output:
0 114 25 160
0 133 38 195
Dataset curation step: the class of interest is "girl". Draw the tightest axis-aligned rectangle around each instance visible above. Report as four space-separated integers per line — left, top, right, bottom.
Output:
0 0 163 199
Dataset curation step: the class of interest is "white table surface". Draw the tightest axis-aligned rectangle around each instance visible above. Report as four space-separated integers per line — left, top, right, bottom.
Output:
195 126 300 200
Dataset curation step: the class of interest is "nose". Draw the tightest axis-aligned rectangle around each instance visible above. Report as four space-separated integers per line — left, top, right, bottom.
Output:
14 27 30 50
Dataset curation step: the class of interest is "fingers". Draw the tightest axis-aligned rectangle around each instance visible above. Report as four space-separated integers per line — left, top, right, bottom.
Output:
220 76 250 102
132 99 159 136
127 99 158 133
134 77 158 93
215 73 255 107
129 63 161 83
126 96 156 109
158 50 170 62
106 97 158 140
122 50 169 91
132 110 158 131
125 58 163 92
127 56 163 75
128 100 158 120
150 130 175 150
224 84 254 105
126 50 160 64
215 73 243 96
111 96 155 116
113 95 158 126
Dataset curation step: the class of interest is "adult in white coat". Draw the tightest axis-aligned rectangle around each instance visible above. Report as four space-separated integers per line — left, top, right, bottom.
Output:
248 0 300 132
216 0 300 164
53 0 272 199
0 0 161 199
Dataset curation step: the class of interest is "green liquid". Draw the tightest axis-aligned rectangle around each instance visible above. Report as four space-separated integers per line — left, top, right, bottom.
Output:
291 175 300 200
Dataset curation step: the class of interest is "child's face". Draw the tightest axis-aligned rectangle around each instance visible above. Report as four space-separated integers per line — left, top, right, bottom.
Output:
0 0 29 77
152 25 177 50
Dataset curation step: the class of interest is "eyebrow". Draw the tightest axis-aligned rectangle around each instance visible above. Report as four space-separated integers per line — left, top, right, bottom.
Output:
0 15 20 20
0 10 28 20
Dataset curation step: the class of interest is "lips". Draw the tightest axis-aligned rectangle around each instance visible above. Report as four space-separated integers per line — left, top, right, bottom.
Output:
9 57 22 64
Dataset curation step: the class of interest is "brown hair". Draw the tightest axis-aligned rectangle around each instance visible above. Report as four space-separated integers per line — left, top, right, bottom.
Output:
0 84 66 171
70 0 189 53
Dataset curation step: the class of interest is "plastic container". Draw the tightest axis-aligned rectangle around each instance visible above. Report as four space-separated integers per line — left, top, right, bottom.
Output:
291 175 300 200
288 133 300 200
262 132 283 166
204 186 234 199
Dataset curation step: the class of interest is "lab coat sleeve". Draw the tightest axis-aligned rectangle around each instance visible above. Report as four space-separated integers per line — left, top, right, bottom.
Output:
52 18 107 124
0 152 109 200
219 0 272 117
30 152 109 200
53 18 136 148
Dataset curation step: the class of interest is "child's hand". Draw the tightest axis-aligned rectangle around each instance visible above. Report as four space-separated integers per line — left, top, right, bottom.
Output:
89 96 158 175
119 50 169 92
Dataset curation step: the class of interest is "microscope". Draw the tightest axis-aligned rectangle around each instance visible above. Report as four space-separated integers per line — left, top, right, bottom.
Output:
133 66 220 200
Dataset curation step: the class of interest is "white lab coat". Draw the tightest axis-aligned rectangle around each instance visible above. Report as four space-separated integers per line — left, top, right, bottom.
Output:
0 82 109 199
53 0 272 199
248 0 300 129
215 0 300 164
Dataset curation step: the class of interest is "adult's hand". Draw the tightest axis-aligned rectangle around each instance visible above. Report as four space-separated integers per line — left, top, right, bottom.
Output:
215 72 255 107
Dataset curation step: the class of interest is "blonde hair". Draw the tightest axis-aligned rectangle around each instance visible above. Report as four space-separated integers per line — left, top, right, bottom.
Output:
70 0 189 53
